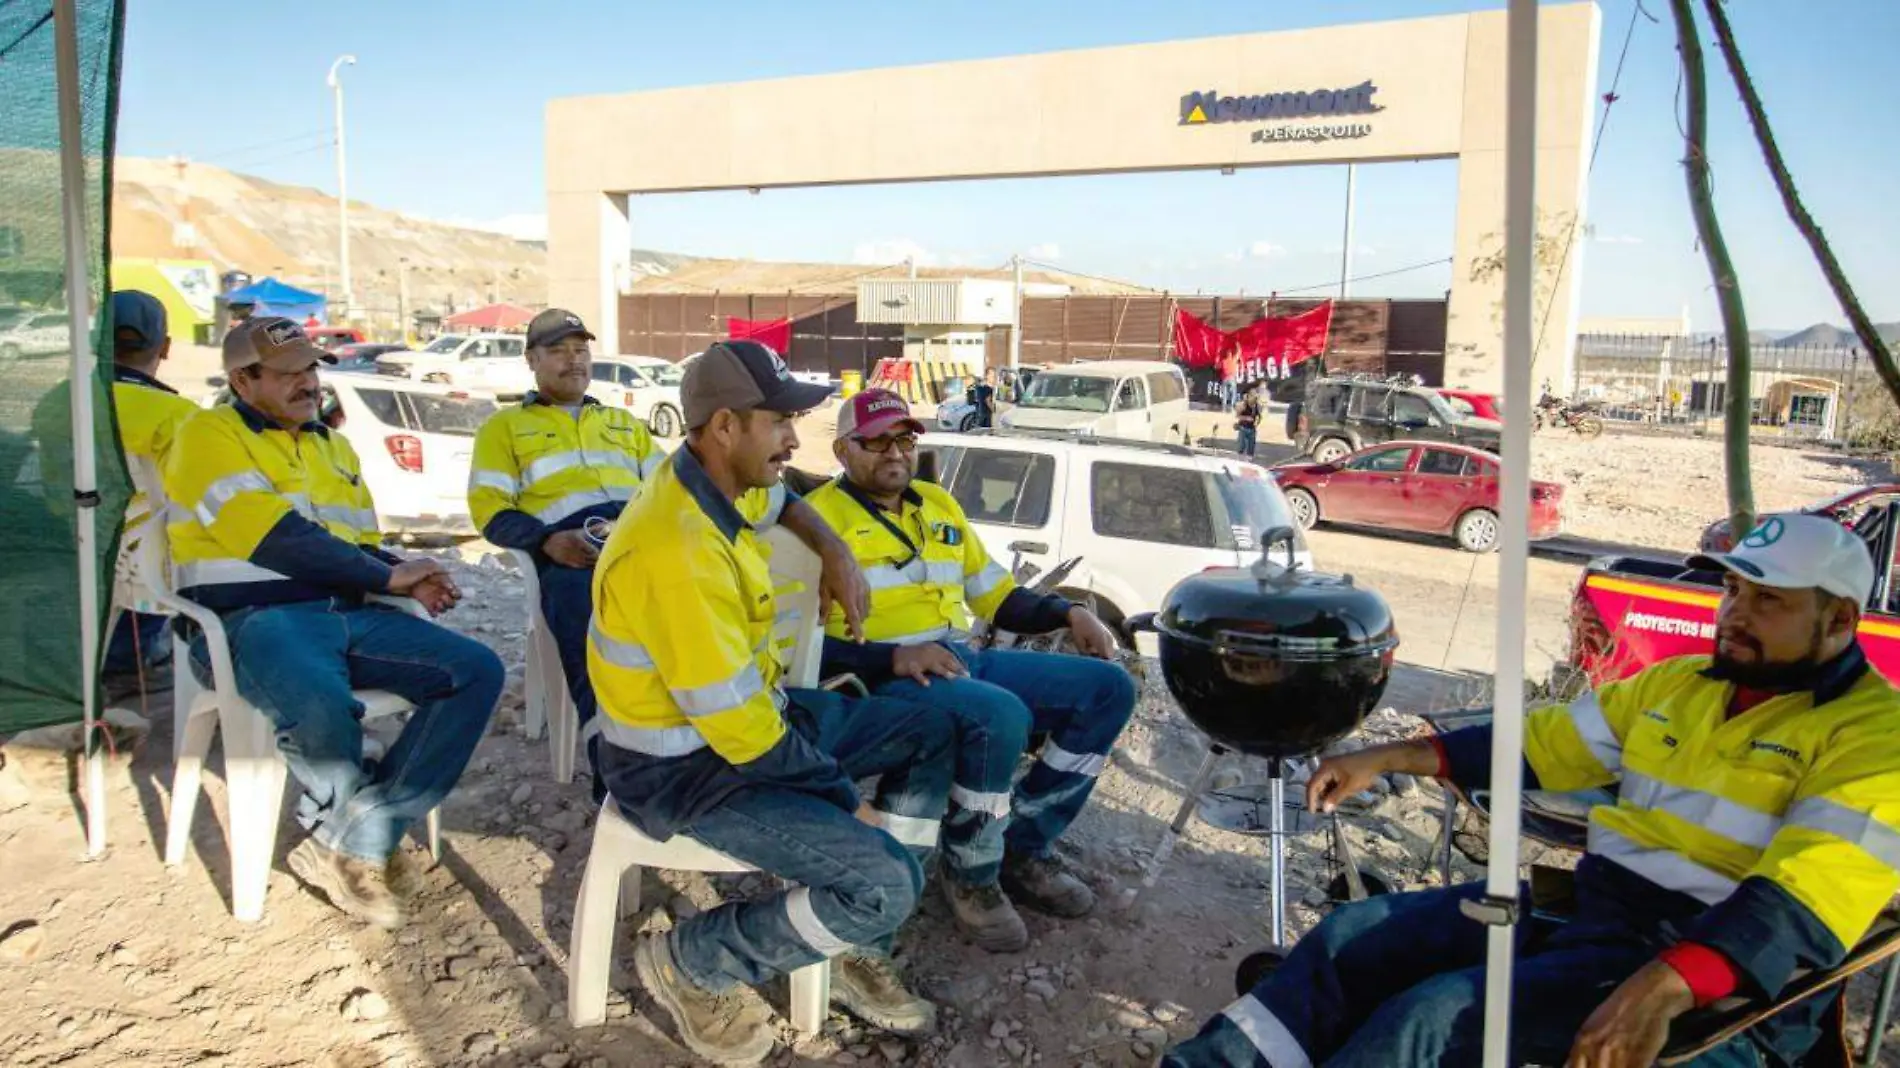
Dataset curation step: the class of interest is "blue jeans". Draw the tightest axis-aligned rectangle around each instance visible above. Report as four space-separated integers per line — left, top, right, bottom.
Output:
1235 425 1258 458
1163 882 1763 1067
876 644 1137 886
189 598 505 863
663 688 955 993
537 561 603 788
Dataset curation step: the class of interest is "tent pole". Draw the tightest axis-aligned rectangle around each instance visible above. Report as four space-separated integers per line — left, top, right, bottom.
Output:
53 0 106 858
1478 0 1540 1064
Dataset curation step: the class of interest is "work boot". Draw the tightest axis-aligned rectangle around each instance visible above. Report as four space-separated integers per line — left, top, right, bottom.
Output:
633 933 777 1066
287 838 404 930
830 951 939 1036
1000 853 1096 918
942 878 1029 953
385 846 425 900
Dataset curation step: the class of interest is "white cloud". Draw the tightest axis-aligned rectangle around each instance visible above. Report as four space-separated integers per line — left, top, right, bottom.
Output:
1594 233 1644 245
1249 241 1288 260
428 213 548 242
1320 242 1379 257
1023 242 1062 262
852 238 939 266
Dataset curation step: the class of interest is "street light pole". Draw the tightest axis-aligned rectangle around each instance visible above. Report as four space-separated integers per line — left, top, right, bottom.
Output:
1337 164 1358 300
1008 254 1026 373
327 54 357 320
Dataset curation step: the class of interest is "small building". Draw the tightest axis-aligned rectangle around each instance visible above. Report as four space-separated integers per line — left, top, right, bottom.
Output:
856 278 1043 367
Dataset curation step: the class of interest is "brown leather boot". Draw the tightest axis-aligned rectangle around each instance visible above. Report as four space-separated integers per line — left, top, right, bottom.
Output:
942 878 1030 953
830 951 939 1035
633 933 777 1066
287 838 403 929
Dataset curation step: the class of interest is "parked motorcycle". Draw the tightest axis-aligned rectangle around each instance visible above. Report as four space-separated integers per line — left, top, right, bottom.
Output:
1532 384 1605 440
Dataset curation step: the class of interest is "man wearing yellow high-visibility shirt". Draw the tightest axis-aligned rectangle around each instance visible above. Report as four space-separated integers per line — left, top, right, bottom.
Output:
102 290 202 686
166 318 504 931
803 390 1137 953
588 341 956 1066
1164 514 1900 1068
467 308 663 794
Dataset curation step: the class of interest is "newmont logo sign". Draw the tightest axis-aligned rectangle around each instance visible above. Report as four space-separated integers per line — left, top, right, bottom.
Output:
1181 80 1383 125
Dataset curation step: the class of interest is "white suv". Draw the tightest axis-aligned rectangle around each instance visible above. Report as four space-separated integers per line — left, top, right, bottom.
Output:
375 333 533 398
917 430 1314 649
592 355 685 437
208 372 499 536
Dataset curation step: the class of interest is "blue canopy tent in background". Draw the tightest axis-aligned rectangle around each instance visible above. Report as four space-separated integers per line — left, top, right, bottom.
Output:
222 276 327 322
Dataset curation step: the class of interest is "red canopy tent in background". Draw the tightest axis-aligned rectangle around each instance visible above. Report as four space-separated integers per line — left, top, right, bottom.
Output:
727 316 792 354
443 302 537 332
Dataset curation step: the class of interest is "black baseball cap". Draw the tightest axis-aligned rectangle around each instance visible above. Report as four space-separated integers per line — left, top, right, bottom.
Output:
682 341 832 430
526 308 595 350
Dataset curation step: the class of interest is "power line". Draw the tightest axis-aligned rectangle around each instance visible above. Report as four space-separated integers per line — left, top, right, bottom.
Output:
1535 0 1657 357
1273 256 1454 296
198 128 332 164
1018 258 1152 293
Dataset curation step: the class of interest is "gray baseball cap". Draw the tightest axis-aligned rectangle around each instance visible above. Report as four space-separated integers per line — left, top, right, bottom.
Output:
222 316 336 373
682 341 831 430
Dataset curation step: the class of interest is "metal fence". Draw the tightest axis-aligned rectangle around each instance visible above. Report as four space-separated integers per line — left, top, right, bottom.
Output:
1571 333 1878 443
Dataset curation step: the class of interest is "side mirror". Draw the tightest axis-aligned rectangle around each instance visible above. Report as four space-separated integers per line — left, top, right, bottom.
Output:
1009 540 1049 557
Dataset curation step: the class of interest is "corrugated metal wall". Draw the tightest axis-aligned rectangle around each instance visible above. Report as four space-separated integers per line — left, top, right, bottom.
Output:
619 293 1448 384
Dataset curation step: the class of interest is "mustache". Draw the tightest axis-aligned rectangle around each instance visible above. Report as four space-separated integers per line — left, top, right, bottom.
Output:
769 451 793 464
292 389 322 403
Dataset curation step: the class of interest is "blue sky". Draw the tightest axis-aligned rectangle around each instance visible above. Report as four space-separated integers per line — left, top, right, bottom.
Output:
118 0 1899 330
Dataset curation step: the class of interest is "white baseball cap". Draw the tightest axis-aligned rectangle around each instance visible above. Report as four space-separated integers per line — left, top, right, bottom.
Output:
1687 513 1876 604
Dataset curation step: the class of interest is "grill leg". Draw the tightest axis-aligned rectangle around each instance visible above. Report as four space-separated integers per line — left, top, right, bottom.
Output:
1269 759 1287 949
1864 953 1900 1066
1438 788 1459 886
1140 744 1224 890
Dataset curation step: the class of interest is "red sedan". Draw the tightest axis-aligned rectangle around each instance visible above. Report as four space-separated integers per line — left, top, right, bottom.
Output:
1273 441 1564 553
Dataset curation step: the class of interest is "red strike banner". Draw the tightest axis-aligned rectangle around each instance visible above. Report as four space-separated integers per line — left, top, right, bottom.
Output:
1172 301 1334 382
727 317 792 354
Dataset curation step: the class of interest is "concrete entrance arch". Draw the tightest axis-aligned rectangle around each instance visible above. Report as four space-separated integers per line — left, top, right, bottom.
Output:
547 3 1599 391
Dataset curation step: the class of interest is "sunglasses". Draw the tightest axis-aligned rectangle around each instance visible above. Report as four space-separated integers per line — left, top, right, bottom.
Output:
852 433 920 454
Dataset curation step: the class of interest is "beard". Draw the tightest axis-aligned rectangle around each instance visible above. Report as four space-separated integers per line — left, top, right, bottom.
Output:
1705 623 1832 690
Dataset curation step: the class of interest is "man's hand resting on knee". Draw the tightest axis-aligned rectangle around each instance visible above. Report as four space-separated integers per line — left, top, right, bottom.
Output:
1565 960 1694 1068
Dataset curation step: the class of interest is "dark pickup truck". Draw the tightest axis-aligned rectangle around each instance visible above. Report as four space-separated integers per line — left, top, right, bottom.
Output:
1569 500 1900 684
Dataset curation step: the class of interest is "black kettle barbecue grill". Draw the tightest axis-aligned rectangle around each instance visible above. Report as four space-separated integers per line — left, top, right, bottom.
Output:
1128 527 1398 964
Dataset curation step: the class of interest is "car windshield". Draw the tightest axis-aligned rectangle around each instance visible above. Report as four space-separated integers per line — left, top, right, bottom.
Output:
1016 372 1112 413
643 362 684 386
1213 467 1302 552
409 393 499 436
422 335 464 354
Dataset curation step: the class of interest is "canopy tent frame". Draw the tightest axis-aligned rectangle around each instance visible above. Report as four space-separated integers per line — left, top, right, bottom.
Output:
50 0 107 857
1474 0 1540 1063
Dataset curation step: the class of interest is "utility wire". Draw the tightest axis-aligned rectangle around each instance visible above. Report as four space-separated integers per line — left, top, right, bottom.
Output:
1273 257 1455 296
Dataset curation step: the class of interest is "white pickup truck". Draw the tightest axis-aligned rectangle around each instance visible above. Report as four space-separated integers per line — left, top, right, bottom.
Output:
375 333 534 399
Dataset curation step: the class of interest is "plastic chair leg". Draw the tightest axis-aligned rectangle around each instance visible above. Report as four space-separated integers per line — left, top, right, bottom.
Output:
569 851 635 1028
788 963 830 1035
551 689 578 785
170 635 200 763
230 747 288 924
522 626 550 742
424 807 442 862
165 705 219 867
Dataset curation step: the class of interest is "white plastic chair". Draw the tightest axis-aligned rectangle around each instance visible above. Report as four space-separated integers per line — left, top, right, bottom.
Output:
505 548 580 782
568 527 831 1033
132 458 441 923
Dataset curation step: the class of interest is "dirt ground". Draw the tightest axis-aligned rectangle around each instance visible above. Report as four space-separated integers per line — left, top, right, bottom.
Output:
5 362 1896 1066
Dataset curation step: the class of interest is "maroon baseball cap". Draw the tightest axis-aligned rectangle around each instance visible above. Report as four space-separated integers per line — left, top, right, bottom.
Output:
835 389 925 442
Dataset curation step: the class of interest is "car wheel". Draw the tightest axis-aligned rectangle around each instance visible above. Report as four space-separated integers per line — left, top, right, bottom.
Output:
1312 438 1352 465
1455 508 1500 553
649 403 682 438
1286 488 1319 531
958 412 978 433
